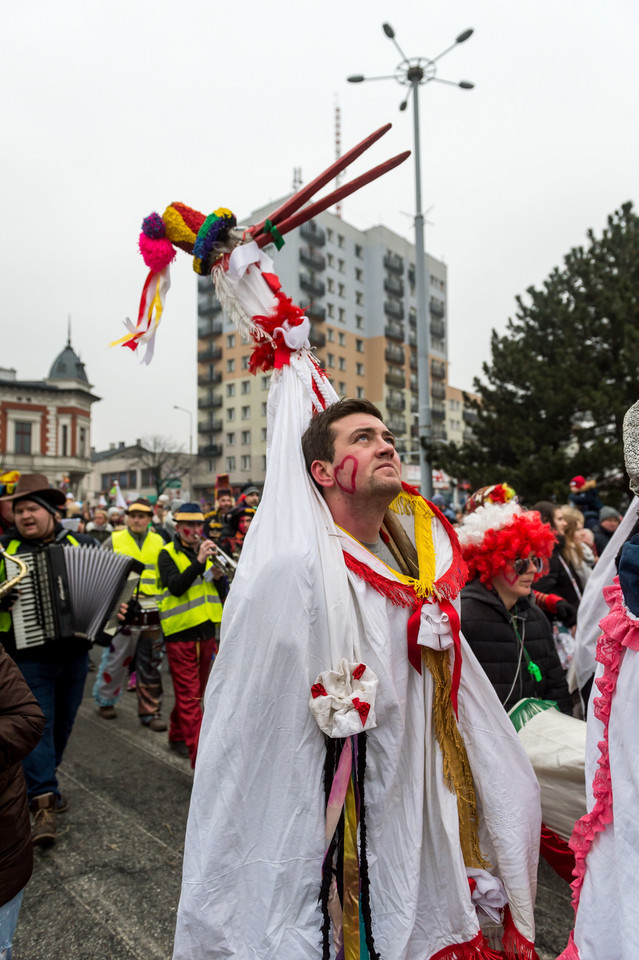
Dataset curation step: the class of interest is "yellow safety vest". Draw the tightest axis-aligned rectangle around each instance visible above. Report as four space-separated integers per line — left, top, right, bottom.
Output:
158 541 223 638
111 528 164 599
0 534 80 632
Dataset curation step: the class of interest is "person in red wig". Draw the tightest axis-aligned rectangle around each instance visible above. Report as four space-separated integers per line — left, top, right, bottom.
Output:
457 495 571 714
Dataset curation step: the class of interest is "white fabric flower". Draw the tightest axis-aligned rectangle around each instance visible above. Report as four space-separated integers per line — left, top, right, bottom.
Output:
309 658 378 738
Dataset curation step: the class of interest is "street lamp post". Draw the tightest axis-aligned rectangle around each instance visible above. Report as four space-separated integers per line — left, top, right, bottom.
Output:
348 23 474 499
173 404 193 456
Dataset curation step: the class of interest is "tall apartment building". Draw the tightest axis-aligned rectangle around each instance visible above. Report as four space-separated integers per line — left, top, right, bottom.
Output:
196 201 450 496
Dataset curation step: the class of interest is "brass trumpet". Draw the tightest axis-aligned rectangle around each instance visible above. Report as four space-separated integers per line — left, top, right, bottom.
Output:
0 543 29 598
195 535 238 572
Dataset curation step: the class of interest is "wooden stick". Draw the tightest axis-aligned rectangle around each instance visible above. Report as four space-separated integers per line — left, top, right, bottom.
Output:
382 510 420 579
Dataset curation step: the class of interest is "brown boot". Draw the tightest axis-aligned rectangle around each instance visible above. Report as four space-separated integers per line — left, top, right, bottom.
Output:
31 792 57 846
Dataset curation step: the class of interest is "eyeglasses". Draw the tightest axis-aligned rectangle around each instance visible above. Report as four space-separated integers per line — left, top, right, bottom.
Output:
512 556 544 576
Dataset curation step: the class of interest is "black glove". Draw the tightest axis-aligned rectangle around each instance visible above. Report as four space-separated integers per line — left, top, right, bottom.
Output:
121 597 143 626
555 599 577 628
0 587 19 612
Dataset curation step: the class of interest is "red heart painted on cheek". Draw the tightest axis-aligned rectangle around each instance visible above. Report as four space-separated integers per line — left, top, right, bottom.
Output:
334 455 358 494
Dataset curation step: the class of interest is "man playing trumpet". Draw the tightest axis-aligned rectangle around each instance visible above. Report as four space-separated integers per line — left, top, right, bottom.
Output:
157 503 228 765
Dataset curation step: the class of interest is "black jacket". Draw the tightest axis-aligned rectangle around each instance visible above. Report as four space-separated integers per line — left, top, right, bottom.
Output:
157 535 228 643
461 577 571 713
0 524 97 662
534 540 582 612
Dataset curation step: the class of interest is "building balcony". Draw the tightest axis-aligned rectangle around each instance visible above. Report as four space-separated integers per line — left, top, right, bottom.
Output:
384 299 404 321
430 298 445 318
198 299 222 317
431 360 446 380
384 275 404 298
385 345 405 366
430 381 446 400
300 221 326 246
410 397 418 413
410 352 418 371
431 403 446 421
299 247 326 271
309 325 326 348
431 425 448 442
384 321 404 341
198 370 222 385
387 416 407 436
386 392 405 412
198 420 223 434
299 272 326 298
430 320 445 340
463 408 479 424
385 369 405 389
409 376 418 393
408 264 415 285
197 395 223 410
383 251 404 274
198 318 223 339
301 301 326 322
198 443 223 458
408 330 417 346
408 308 417 327
197 345 222 362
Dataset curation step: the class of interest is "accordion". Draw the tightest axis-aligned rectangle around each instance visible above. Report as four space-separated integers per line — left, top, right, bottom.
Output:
4 545 144 650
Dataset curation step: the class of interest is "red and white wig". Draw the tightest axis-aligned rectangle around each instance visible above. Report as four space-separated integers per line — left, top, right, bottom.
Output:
457 500 556 585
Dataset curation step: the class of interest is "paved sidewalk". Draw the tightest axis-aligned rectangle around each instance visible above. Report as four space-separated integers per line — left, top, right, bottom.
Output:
14 662 574 959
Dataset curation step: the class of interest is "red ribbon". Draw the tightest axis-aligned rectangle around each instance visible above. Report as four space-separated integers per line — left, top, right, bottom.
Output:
311 683 327 699
407 597 462 718
351 697 370 726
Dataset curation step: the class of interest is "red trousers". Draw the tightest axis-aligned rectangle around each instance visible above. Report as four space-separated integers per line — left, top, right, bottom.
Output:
165 638 216 767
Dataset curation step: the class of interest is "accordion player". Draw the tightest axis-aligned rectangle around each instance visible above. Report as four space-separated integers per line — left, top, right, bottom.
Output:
3 544 144 650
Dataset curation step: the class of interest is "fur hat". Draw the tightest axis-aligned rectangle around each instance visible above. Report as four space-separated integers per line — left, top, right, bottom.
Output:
457 501 555 585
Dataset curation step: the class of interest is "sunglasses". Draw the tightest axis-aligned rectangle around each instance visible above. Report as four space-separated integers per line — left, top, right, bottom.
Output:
512 556 544 576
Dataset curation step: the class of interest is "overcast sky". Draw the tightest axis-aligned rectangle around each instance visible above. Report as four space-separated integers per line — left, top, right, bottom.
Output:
2 0 637 452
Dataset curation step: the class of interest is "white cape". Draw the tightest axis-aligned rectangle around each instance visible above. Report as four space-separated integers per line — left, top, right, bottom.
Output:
173 357 541 959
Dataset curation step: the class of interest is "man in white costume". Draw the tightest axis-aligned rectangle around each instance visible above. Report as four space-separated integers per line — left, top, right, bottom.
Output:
558 399 639 960
173 380 542 959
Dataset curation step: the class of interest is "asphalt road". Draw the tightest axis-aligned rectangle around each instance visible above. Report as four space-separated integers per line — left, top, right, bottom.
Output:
13 661 574 960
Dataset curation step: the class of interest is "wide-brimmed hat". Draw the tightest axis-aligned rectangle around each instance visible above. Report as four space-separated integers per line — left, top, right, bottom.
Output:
0 473 66 508
127 498 153 515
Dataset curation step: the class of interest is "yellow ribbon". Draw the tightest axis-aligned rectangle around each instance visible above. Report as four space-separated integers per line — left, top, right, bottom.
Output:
342 772 360 960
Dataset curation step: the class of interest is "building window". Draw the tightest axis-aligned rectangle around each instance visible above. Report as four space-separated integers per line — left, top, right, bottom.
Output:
356 315 363 330
262 376 270 391
337 234 344 248
356 362 364 376
241 380 251 394
61 424 68 457
79 427 87 458
338 357 346 371
338 332 346 346
327 277 334 293
339 381 346 395
227 334 235 348
327 303 334 318
261 427 267 441
354 244 363 259
226 432 235 445
241 406 251 419
338 283 345 298
356 386 365 399
327 228 334 242
227 456 236 472
338 307 345 323
327 252 334 267
241 455 251 471
327 329 334 343
327 353 335 368
356 291 363 306
261 455 267 471
241 430 251 444
261 402 267 416
241 355 250 370
226 383 236 397
15 421 32 454
356 339 364 353
226 358 235 373
227 408 236 421
105 470 138 488
338 259 345 273
355 268 363 282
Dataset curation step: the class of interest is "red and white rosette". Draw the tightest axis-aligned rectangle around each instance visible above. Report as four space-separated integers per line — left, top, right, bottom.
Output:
309 659 378 738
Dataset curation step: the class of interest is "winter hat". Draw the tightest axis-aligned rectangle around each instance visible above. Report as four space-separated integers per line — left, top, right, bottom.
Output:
457 500 555 585
599 506 621 522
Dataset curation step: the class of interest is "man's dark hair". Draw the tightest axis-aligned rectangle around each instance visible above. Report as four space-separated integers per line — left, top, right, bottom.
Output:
301 398 384 475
